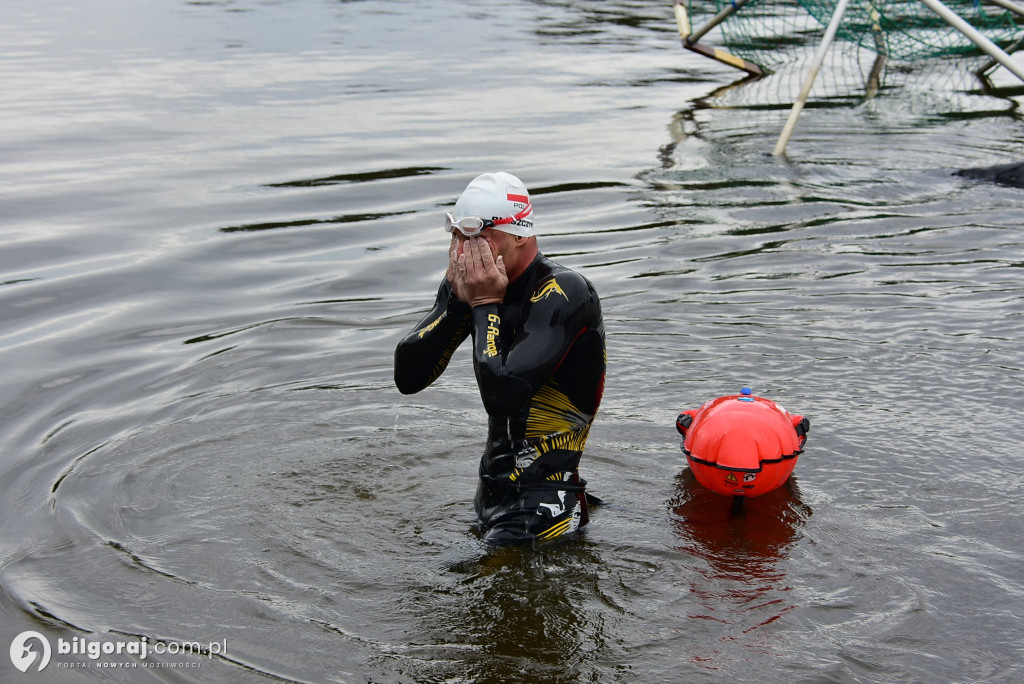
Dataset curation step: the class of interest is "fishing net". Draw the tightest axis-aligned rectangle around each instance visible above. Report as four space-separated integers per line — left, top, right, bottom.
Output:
678 0 1023 108
686 0 1022 68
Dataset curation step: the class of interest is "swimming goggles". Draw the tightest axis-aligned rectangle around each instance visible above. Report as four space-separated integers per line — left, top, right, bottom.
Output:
444 203 533 238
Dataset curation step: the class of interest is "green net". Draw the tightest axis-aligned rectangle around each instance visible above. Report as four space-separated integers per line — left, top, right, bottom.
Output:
677 0 1024 117
688 0 1022 65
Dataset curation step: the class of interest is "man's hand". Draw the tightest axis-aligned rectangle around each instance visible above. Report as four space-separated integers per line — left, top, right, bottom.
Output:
454 237 507 307
446 238 469 303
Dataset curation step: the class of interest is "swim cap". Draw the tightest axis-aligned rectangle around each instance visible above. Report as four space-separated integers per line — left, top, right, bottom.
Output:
453 172 535 237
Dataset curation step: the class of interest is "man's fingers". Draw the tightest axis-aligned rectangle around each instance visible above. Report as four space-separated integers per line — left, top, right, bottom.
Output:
456 238 507 307
468 238 493 270
462 241 478 277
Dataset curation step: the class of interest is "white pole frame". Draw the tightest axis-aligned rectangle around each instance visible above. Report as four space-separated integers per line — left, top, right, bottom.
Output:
987 0 1024 19
773 0 851 156
918 0 1024 82
773 0 1024 155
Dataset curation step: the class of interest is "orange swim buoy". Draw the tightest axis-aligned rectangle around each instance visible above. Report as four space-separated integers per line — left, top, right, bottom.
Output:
676 388 809 498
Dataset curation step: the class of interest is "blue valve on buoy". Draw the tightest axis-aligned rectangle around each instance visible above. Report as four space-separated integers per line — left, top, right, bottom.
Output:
739 387 754 402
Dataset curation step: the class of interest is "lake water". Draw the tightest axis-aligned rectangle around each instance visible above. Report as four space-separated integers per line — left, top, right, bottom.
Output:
2 1 1023 682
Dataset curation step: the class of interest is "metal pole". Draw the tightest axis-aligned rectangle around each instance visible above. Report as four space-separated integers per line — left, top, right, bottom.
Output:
679 0 753 45
673 0 692 38
978 34 1024 77
986 0 1024 19
918 0 1024 83
865 0 888 99
773 0 852 156
674 0 764 76
977 0 1024 77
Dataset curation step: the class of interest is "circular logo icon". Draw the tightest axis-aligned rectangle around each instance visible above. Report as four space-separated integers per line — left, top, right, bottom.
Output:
10 631 51 672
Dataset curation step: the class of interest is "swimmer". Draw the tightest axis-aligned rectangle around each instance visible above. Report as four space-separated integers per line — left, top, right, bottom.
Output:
395 172 606 544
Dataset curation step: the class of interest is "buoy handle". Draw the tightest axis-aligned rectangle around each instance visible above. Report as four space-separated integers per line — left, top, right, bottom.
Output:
676 412 694 436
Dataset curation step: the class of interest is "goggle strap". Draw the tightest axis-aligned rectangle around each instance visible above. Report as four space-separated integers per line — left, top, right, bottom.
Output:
492 202 532 226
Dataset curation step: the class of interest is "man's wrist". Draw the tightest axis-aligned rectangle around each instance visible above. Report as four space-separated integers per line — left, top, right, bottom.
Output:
443 279 471 313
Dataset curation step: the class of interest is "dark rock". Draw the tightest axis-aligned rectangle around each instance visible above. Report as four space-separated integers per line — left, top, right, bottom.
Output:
955 162 1024 188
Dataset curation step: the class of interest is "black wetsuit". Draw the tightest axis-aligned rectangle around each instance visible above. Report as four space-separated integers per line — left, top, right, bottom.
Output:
395 254 606 544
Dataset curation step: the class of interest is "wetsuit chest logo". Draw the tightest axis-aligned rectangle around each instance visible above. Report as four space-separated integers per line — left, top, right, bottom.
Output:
531 279 568 303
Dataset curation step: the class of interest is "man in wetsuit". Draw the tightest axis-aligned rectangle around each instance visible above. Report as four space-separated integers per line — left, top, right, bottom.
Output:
394 172 606 545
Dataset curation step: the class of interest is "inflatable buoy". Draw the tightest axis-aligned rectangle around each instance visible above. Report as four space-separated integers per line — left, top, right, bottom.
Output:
676 388 809 498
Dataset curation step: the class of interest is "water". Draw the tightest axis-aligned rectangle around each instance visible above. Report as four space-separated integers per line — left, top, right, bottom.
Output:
2 1 1023 682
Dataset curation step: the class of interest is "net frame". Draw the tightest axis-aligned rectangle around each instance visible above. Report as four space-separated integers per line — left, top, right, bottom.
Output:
681 0 1023 68
674 0 1024 153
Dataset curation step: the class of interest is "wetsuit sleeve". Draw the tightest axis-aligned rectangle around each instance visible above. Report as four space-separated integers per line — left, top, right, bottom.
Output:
394 279 472 395
471 273 598 417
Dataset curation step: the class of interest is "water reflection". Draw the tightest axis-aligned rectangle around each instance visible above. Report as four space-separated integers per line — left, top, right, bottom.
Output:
669 469 811 632
409 542 608 684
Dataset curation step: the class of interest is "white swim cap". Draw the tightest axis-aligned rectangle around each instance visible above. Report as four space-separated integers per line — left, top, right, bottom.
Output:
453 172 535 237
